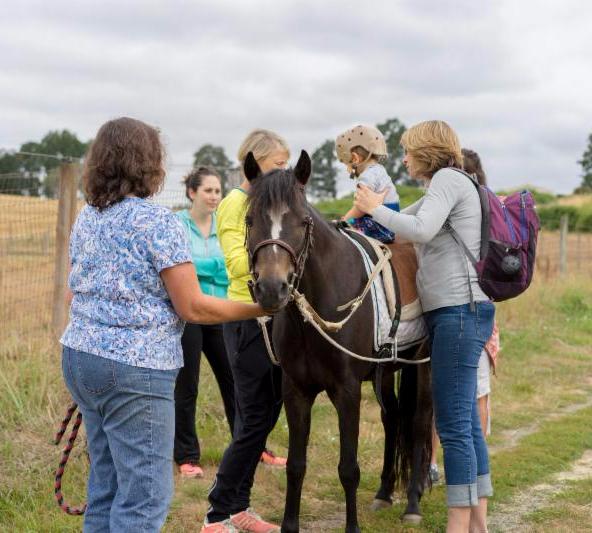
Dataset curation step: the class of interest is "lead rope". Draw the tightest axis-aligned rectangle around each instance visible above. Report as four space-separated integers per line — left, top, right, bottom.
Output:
53 402 87 515
257 316 280 366
293 289 430 365
257 290 430 366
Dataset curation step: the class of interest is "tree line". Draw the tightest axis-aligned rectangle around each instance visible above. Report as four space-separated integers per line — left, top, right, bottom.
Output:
2 122 592 198
184 117 411 199
0 130 90 197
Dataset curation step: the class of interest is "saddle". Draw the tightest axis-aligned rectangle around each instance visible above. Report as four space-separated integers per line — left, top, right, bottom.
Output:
362 236 422 322
385 239 422 321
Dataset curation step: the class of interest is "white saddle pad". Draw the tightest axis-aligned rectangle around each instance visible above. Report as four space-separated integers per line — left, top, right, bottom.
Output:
344 232 428 351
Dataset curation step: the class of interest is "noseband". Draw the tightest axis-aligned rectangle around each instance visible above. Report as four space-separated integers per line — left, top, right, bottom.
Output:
246 214 314 303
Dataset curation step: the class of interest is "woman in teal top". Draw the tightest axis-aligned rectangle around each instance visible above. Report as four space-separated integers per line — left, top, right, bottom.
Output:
176 209 228 297
174 167 235 478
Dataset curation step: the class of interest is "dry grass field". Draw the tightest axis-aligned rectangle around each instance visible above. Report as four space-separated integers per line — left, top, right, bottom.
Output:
0 194 58 338
2 189 592 338
557 193 592 207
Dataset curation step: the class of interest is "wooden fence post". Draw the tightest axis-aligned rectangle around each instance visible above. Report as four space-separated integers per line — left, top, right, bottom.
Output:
52 163 78 338
559 214 569 276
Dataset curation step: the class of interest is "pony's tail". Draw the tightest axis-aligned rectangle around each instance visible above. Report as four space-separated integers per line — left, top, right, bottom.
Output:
393 341 433 491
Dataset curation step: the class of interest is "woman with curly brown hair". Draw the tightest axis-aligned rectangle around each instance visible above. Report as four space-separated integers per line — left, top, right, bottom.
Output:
60 117 264 533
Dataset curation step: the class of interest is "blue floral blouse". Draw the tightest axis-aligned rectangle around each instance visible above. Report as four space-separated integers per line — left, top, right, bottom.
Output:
60 197 192 370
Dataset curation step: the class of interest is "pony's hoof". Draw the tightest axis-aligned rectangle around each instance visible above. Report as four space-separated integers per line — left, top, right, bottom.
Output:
370 498 392 511
402 513 422 524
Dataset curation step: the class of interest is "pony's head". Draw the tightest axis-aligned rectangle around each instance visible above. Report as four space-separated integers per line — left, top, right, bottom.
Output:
245 150 312 313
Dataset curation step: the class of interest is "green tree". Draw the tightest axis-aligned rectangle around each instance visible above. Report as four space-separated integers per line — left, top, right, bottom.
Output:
577 133 592 193
0 130 89 197
310 140 338 199
376 117 411 185
28 130 89 197
0 150 40 195
0 151 20 174
193 144 234 191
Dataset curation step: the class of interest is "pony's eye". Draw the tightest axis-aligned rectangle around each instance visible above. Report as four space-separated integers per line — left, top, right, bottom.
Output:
245 216 253 227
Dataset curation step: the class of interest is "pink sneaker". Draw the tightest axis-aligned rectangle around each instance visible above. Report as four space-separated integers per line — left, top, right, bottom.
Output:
260 449 287 468
178 463 204 478
200 519 237 532
230 509 280 533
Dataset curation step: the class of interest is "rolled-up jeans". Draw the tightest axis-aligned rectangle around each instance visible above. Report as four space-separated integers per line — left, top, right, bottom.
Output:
424 302 495 507
61 345 178 532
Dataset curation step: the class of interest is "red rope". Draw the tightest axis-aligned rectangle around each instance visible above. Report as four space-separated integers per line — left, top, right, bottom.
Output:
53 402 87 515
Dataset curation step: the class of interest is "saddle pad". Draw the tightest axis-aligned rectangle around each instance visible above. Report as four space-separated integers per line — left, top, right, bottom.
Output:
353 233 423 323
343 231 427 351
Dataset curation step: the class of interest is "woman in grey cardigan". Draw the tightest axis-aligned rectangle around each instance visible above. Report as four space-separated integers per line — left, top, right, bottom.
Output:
354 120 495 533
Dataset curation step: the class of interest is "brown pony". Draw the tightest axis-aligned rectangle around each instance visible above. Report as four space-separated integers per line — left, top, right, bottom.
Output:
244 150 432 533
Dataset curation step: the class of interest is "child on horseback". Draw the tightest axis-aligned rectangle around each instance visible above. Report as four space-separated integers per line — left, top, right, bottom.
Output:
336 124 400 243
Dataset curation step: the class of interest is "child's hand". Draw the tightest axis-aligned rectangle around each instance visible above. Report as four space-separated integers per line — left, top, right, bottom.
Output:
354 184 388 214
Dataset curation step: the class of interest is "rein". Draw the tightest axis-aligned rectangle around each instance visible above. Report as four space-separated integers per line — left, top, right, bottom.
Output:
249 216 429 366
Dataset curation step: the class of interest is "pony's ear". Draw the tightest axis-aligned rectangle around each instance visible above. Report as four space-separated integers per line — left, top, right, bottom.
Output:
244 151 262 182
294 150 311 186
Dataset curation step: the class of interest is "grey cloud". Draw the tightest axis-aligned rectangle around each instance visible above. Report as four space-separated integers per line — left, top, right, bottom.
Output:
1 0 590 195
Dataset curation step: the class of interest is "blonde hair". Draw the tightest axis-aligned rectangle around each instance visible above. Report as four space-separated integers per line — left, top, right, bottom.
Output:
400 120 463 178
237 129 290 165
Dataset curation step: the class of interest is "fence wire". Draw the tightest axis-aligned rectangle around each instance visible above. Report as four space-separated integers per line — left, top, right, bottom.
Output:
535 231 592 279
0 166 194 339
1 173 60 338
1 164 590 341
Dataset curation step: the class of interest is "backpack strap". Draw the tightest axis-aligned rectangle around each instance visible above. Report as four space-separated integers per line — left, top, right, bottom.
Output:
443 167 482 312
443 220 478 268
448 166 491 259
449 166 480 185
443 220 476 312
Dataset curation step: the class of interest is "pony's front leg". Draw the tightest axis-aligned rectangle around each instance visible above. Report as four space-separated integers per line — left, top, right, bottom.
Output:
328 383 362 533
282 376 315 533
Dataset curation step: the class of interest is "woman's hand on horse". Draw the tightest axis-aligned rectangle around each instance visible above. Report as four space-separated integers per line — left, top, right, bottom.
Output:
161 262 265 323
354 184 388 214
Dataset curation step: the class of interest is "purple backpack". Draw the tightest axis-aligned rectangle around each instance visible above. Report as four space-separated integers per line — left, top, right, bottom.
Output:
445 169 540 302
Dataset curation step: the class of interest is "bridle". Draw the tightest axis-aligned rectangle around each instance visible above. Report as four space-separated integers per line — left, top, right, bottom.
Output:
246 212 429 367
246 213 314 304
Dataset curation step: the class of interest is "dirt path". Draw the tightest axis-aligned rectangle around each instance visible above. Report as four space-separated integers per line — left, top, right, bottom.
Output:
302 510 345 533
301 396 592 532
489 393 592 455
488 449 592 532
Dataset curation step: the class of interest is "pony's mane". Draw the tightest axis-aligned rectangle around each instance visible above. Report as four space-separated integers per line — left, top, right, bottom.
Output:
246 168 307 220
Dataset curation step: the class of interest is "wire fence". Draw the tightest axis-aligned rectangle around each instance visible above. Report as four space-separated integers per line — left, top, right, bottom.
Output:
1 163 590 342
0 164 190 341
535 230 592 279
1 174 59 341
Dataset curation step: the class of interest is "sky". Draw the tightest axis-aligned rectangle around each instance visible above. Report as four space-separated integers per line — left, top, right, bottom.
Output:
0 0 590 196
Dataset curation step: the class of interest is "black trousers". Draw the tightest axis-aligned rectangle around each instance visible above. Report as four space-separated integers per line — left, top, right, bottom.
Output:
207 319 283 521
174 323 235 465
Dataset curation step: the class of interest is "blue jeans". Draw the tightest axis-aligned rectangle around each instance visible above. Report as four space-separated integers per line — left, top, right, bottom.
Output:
62 346 178 532
425 302 495 507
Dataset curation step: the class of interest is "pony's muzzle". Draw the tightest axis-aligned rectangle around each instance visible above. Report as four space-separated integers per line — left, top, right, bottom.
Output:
253 277 290 311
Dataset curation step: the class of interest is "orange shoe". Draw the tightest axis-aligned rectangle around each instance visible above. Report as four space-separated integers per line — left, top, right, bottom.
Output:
178 463 204 478
200 519 237 532
260 449 287 468
230 508 280 533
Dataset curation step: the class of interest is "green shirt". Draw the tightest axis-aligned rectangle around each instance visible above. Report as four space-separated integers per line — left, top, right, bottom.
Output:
176 209 229 298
